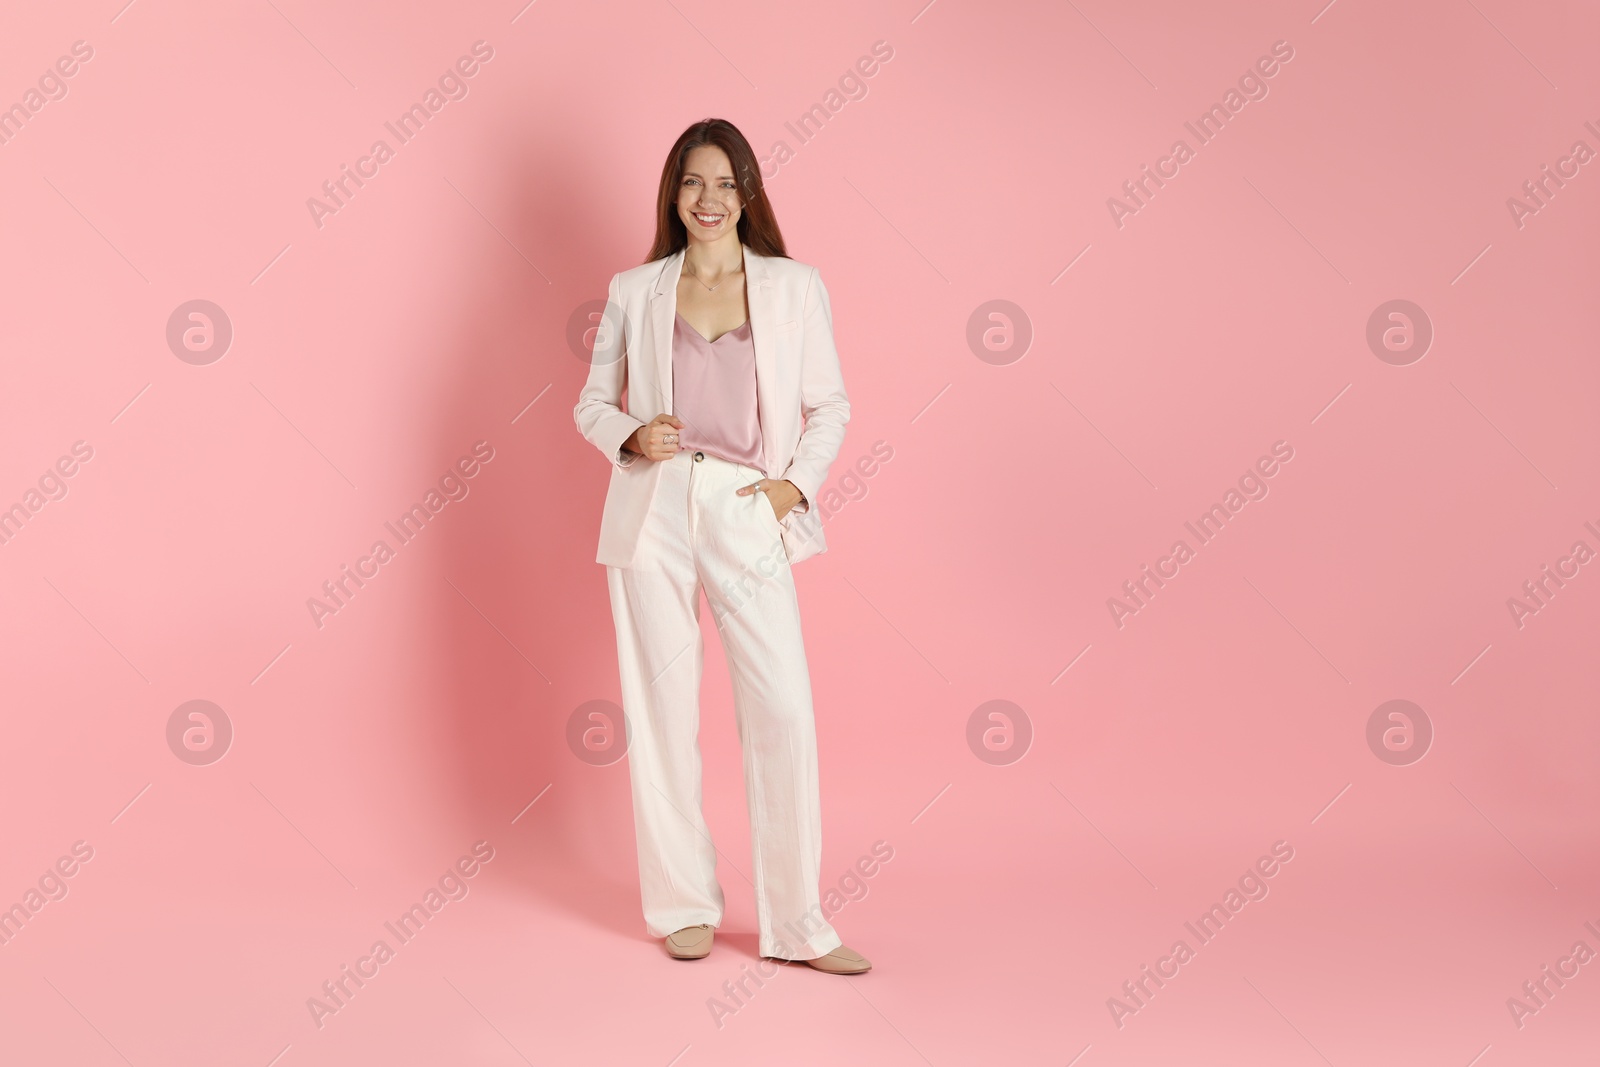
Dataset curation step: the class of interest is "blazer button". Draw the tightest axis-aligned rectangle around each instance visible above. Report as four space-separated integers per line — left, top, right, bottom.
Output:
693 451 704 461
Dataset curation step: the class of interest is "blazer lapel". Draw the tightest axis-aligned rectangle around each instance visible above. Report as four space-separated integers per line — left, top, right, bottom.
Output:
647 248 686 417
744 246 780 477
649 243 781 477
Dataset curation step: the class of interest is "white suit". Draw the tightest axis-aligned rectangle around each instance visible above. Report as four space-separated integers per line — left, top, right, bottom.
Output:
574 244 850 567
573 243 851 960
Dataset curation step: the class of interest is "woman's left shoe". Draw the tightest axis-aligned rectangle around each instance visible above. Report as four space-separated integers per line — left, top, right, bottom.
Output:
794 945 872 974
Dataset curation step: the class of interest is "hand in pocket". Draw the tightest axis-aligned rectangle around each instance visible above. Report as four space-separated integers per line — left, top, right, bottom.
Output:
738 478 803 522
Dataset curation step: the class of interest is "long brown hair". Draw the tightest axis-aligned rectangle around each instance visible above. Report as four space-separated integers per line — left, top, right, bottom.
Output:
644 118 787 264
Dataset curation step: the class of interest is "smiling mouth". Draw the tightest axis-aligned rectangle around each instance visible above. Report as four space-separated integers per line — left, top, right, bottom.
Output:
694 212 725 225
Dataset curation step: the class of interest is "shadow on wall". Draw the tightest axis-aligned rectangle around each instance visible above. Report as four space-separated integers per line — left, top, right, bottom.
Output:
428 124 648 941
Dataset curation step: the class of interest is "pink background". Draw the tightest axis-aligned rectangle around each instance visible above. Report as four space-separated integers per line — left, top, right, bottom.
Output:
2 0 1597 1063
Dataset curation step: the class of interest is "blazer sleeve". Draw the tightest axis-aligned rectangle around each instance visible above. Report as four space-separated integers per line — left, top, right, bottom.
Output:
573 271 649 470
778 267 851 514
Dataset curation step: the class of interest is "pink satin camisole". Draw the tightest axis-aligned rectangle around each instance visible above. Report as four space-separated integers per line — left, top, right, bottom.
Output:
670 311 766 474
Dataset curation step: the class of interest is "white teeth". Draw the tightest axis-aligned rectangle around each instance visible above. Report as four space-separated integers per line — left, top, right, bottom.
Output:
695 213 723 222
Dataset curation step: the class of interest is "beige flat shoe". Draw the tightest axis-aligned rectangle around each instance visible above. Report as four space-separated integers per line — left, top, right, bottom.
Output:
766 945 872 974
664 923 714 959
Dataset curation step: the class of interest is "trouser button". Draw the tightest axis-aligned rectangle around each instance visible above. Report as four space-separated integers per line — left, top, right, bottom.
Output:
693 451 704 461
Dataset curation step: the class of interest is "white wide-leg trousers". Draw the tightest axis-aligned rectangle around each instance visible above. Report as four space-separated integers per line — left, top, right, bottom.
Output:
605 447 842 960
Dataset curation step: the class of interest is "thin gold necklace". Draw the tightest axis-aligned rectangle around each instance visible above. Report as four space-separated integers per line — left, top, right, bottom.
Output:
683 263 742 293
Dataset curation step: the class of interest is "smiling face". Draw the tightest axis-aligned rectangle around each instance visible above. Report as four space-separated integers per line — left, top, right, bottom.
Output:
676 144 743 245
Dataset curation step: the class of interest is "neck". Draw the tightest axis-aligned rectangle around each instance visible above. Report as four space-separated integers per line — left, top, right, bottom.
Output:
683 237 744 280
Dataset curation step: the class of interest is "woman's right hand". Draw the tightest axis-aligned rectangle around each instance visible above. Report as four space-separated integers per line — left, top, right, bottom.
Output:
628 414 686 462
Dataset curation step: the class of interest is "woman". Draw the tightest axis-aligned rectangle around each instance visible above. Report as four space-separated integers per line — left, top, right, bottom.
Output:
573 118 870 974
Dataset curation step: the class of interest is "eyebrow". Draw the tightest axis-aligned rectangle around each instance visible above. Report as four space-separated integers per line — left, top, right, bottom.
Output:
682 171 734 180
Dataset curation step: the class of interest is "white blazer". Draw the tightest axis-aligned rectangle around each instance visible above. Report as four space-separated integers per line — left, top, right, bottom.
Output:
574 244 851 568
